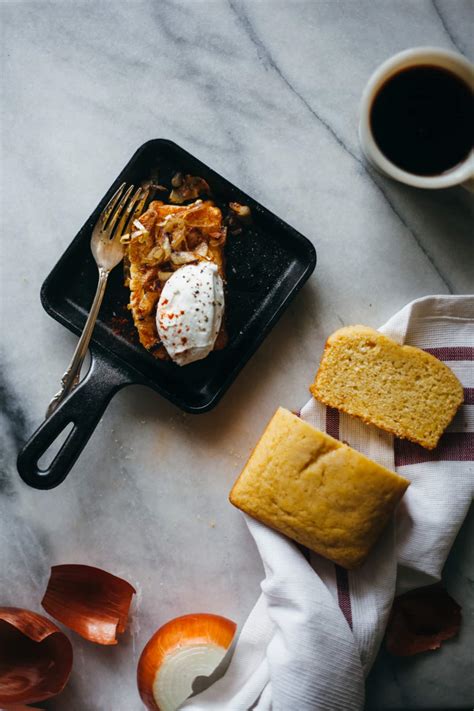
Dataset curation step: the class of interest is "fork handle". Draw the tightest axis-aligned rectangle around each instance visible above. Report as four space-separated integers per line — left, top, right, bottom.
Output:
46 267 110 418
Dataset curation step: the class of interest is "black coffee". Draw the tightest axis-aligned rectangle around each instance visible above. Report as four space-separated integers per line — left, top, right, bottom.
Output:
370 65 474 176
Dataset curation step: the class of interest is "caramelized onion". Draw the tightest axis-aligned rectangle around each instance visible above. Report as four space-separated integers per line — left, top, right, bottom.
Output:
0 607 72 705
194 242 208 257
169 175 210 204
158 271 174 282
162 235 172 261
170 229 187 250
229 202 251 222
137 613 236 711
146 246 164 263
170 252 197 266
41 565 136 645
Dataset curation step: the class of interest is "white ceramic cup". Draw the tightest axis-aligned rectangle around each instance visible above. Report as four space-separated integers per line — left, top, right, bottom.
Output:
359 47 474 190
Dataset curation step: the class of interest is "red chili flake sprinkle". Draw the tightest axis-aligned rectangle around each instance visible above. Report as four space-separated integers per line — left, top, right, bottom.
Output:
181 337 188 344
180 310 185 315
162 299 169 306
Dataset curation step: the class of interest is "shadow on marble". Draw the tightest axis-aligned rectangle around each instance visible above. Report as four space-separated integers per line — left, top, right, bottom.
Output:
365 503 474 710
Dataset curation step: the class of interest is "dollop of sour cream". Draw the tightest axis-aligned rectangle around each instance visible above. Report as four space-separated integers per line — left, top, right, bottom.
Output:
156 263 224 366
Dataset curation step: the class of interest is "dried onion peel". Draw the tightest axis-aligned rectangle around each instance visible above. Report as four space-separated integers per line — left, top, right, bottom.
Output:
386 584 462 656
137 613 236 711
41 564 136 645
0 607 72 705
1 705 45 710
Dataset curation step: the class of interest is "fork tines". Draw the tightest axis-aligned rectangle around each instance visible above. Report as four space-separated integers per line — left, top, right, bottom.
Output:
101 183 150 241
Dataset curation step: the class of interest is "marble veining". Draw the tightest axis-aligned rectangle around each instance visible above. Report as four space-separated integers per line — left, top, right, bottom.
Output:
1 1 473 709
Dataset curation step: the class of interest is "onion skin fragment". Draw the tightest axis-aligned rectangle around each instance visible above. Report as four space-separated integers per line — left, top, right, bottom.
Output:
386 584 462 656
1 705 45 710
137 613 236 711
0 607 72 705
41 564 136 645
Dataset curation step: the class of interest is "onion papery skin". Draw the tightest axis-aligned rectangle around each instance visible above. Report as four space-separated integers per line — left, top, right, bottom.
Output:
1 704 45 710
0 607 73 705
41 564 136 645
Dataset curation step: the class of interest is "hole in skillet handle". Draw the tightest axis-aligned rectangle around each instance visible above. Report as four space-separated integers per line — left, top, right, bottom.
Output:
17 348 131 490
37 422 75 472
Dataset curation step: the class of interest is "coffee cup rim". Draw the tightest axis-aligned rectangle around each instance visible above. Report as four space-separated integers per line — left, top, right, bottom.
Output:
359 47 474 189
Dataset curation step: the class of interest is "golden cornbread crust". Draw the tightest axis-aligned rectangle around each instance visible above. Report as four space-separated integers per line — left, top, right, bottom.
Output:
310 326 464 450
229 407 409 569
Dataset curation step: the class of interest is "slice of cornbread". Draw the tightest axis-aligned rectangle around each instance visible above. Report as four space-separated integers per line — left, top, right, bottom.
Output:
229 407 409 569
310 326 464 450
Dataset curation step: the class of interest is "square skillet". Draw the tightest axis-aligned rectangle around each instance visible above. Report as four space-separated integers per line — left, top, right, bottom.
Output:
17 140 316 489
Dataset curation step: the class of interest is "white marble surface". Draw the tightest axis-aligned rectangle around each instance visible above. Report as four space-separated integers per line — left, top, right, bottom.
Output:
1 1 473 709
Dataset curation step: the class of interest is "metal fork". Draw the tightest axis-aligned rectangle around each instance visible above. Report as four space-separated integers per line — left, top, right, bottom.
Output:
45 183 149 418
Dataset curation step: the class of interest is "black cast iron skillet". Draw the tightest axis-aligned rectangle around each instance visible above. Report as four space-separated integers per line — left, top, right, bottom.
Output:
17 140 316 490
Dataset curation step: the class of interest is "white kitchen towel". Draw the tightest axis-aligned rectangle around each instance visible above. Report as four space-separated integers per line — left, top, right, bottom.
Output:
183 295 474 711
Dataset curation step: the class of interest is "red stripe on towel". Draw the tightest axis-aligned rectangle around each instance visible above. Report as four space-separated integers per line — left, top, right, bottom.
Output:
424 346 474 361
395 432 474 466
325 408 353 629
335 565 353 629
326 407 340 439
463 388 474 405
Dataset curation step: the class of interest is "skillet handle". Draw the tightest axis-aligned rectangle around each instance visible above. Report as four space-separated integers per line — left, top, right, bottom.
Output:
17 348 131 490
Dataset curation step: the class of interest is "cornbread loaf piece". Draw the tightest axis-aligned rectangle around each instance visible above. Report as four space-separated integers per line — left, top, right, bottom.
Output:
229 407 409 569
310 326 464 450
